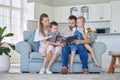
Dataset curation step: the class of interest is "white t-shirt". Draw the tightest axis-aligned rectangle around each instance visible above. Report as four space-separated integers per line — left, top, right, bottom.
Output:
34 28 48 53
73 27 88 34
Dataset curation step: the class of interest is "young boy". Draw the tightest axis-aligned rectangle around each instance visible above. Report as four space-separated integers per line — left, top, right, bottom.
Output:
46 21 62 56
39 21 63 74
70 16 101 73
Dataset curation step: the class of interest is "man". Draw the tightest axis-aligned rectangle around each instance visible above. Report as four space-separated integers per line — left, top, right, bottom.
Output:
61 15 92 74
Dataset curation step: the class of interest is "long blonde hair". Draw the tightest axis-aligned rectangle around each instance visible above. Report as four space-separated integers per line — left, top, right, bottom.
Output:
77 16 86 26
39 13 48 37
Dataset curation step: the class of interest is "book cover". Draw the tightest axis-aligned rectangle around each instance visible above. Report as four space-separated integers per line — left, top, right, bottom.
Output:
56 35 77 45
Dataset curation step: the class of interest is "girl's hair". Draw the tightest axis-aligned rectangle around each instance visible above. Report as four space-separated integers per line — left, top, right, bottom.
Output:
77 16 86 23
39 13 48 36
49 21 58 28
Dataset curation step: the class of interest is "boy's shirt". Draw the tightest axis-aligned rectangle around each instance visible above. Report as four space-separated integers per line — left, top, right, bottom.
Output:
47 32 58 43
73 27 88 34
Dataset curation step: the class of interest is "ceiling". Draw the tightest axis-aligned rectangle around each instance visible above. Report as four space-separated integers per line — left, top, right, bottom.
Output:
28 0 116 7
51 0 112 6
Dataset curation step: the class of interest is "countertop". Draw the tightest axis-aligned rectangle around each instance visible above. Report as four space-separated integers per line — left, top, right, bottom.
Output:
97 33 120 36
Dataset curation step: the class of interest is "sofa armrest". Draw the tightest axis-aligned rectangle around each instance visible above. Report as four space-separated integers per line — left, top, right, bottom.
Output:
91 42 106 55
91 42 106 64
15 41 32 72
15 41 32 54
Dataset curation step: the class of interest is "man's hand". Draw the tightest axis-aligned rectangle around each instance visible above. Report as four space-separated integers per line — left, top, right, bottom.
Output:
73 40 81 44
73 38 92 45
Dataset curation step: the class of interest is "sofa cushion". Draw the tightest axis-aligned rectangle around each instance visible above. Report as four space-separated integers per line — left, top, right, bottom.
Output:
23 31 33 41
24 31 40 52
30 52 92 63
73 53 92 63
30 52 43 59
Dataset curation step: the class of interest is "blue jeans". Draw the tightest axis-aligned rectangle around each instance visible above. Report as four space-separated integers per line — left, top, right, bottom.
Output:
61 44 88 69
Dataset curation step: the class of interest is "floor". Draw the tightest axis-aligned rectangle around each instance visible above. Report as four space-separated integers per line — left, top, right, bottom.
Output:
0 64 120 80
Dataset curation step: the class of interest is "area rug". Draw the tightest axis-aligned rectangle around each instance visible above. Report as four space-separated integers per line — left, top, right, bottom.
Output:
0 73 120 80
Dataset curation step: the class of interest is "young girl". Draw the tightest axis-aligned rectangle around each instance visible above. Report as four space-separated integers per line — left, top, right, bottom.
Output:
70 16 101 73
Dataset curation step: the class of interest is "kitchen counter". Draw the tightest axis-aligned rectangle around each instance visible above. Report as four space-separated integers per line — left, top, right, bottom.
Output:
97 33 120 36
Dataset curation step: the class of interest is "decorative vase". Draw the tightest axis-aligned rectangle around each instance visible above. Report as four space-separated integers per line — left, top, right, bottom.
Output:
0 55 10 73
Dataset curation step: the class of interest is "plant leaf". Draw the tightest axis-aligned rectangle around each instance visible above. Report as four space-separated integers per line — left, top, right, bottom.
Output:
3 33 14 37
0 46 10 56
7 43 15 50
0 27 7 38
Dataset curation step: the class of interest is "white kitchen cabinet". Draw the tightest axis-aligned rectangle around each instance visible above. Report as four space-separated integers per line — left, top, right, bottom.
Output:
80 5 90 21
111 1 120 33
54 6 70 23
27 2 53 21
89 4 111 21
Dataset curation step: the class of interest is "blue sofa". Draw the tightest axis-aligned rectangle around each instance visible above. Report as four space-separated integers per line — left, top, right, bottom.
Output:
15 31 106 73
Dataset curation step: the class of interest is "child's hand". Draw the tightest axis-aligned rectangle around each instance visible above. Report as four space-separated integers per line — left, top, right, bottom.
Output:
56 42 64 46
48 35 52 38
71 41 74 44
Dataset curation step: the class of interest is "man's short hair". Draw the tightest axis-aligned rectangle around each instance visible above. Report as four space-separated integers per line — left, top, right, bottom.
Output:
69 15 77 21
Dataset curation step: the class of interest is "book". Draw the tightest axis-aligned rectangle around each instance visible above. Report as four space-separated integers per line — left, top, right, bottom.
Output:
56 35 77 45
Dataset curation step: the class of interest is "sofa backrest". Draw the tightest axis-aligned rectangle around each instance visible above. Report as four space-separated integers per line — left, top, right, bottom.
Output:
88 32 97 43
23 31 39 52
23 31 96 52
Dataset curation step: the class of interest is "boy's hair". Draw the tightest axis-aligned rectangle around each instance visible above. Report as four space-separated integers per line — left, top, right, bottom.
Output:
77 16 86 23
69 15 77 21
49 21 58 28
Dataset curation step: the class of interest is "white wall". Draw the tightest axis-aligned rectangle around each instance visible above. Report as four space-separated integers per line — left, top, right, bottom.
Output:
27 0 52 6
96 35 120 69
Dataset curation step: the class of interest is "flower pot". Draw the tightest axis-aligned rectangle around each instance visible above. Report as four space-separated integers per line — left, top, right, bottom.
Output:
0 55 10 73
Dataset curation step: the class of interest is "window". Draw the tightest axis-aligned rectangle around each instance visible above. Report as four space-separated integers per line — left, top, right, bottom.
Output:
0 0 23 44
0 0 10 5
81 6 89 20
70 7 78 17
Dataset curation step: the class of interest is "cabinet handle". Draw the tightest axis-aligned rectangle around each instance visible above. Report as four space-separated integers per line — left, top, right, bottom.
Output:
100 17 103 19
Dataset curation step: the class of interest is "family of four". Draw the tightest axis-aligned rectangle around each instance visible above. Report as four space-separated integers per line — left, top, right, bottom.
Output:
34 13 100 74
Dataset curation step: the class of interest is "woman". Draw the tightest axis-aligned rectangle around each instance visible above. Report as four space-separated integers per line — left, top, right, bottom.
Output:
34 13 62 74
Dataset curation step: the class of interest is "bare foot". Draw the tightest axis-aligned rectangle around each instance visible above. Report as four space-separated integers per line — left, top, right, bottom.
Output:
69 67 73 74
94 63 101 67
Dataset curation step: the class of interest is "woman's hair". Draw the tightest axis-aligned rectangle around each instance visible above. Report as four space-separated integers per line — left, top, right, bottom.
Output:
77 16 86 23
39 13 48 36
49 21 58 28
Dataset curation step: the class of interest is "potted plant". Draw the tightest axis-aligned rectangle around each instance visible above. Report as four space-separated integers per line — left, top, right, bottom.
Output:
0 26 15 73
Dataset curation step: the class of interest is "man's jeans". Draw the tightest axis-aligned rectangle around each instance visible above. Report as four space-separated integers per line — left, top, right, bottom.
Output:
61 44 88 69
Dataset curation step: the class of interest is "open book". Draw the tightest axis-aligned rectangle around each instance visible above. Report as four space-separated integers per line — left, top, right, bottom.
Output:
56 35 77 45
